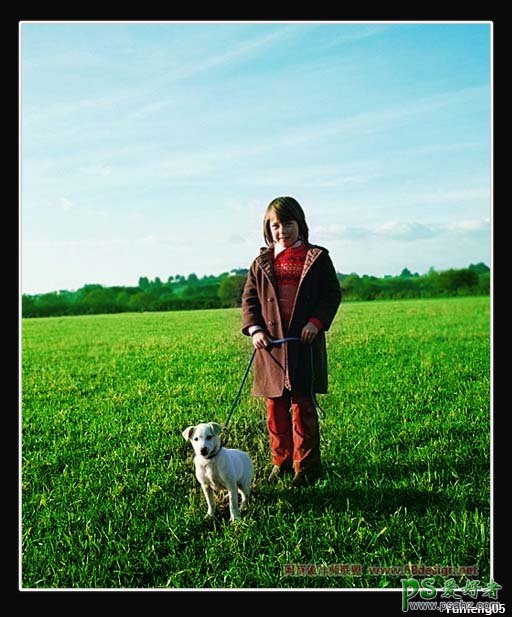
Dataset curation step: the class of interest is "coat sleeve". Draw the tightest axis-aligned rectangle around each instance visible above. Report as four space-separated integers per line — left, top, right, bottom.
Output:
309 252 342 331
241 259 264 336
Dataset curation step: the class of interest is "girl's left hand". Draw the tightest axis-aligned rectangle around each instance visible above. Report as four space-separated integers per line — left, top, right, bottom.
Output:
301 322 319 344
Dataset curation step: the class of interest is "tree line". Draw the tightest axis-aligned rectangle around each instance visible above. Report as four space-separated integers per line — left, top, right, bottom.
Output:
22 263 490 318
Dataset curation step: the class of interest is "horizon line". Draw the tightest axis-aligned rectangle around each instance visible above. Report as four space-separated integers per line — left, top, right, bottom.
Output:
21 260 490 296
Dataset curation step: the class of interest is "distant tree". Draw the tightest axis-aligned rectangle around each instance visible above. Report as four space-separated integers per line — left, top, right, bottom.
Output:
359 275 381 300
340 274 362 300
154 291 174 310
115 291 131 312
22 294 37 316
21 262 489 318
468 262 490 275
78 287 117 314
35 292 69 316
438 269 478 294
423 268 441 296
230 268 249 277
77 283 103 294
380 276 415 299
128 292 147 312
477 271 490 294
138 276 150 290
218 275 246 307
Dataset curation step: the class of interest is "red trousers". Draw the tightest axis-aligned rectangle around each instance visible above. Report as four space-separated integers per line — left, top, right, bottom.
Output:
265 390 320 473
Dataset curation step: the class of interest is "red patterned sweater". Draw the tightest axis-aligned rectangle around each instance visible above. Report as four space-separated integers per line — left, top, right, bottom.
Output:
273 242 324 332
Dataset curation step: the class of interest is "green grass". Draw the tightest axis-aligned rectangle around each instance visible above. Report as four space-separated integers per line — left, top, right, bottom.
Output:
21 296 490 589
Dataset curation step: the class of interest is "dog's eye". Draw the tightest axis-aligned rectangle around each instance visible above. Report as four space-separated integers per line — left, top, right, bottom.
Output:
193 437 198 441
206 435 212 440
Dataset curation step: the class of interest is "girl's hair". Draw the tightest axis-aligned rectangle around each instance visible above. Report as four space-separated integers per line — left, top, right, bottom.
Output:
263 196 309 247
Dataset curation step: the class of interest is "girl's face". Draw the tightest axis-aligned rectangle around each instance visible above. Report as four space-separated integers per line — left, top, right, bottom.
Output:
268 213 300 248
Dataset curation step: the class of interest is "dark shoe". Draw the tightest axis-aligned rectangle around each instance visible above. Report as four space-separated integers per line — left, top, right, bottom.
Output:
268 465 293 483
290 471 307 488
291 465 323 488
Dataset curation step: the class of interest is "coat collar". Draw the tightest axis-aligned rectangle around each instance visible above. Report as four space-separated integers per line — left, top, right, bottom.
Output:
256 242 325 290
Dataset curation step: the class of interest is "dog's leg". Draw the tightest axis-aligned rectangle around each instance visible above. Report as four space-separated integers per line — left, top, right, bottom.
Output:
201 484 216 517
227 485 241 521
238 484 251 511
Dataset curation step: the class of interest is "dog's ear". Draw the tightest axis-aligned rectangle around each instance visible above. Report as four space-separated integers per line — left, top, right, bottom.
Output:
182 426 195 441
209 422 223 436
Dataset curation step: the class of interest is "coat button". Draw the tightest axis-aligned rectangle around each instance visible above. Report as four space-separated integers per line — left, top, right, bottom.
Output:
267 297 274 302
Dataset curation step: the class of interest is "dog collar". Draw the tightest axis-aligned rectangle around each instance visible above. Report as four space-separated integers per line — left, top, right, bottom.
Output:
205 445 223 460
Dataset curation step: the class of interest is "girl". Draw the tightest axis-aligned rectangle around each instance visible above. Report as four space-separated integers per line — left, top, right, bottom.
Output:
241 197 342 487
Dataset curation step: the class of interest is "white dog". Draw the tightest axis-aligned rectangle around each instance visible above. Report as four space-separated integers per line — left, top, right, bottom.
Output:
182 422 254 521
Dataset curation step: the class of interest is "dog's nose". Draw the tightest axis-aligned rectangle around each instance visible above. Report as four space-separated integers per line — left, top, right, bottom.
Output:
200 447 208 456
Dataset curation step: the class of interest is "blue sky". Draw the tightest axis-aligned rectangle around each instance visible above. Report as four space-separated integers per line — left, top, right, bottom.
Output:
21 21 491 294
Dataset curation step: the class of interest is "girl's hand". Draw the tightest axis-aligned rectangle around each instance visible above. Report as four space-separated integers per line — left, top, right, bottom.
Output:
301 322 319 344
252 331 271 349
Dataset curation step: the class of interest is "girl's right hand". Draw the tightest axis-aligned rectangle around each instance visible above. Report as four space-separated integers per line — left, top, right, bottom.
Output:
252 331 271 349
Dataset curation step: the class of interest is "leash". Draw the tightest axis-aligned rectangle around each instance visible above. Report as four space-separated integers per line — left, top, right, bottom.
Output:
223 336 323 429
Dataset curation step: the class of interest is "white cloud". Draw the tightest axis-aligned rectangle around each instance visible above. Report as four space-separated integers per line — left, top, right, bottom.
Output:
139 235 159 246
313 223 344 236
60 197 74 211
313 218 490 243
373 220 438 241
446 218 490 235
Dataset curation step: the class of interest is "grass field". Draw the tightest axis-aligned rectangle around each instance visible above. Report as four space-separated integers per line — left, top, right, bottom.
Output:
21 296 490 589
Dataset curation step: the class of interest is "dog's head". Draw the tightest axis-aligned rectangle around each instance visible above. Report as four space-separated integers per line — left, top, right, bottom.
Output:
182 422 223 458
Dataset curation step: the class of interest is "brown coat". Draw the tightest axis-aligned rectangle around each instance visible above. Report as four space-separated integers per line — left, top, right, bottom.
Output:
241 243 342 397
